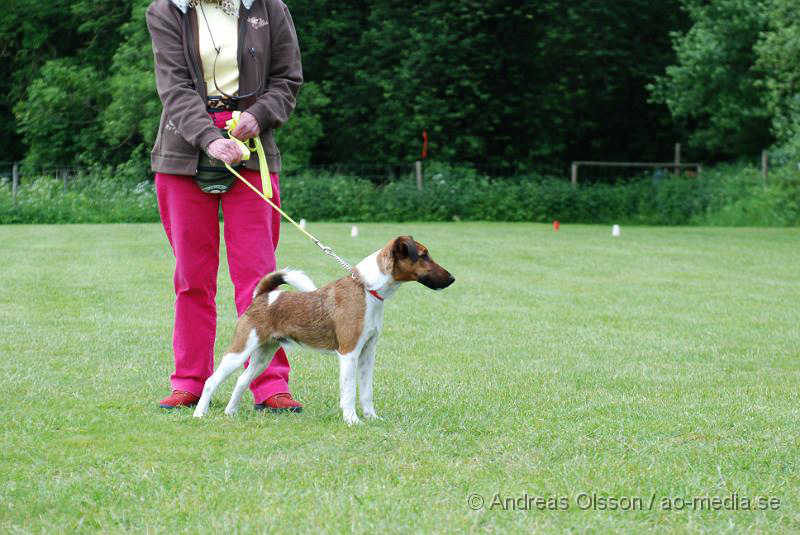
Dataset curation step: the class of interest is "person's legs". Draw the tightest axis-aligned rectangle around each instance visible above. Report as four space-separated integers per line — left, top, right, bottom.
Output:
221 169 292 404
156 172 221 397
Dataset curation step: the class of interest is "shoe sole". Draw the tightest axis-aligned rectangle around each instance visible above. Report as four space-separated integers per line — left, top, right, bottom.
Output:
159 402 198 409
254 405 303 413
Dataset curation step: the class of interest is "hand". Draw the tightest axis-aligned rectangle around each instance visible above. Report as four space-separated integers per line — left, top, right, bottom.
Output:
230 111 261 140
206 139 244 165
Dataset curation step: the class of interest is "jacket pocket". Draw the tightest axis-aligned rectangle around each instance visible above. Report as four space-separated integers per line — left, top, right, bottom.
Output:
157 115 197 157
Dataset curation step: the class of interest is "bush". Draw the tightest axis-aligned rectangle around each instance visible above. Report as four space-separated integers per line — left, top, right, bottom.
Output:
0 169 158 224
281 162 800 226
697 165 800 226
2 162 798 226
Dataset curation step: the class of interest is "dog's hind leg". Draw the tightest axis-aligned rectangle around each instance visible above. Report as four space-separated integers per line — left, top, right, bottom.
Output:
357 336 379 419
224 342 277 416
193 329 260 418
338 350 360 425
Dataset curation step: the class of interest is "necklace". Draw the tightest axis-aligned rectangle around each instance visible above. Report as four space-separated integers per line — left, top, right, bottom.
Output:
196 1 262 100
189 0 238 18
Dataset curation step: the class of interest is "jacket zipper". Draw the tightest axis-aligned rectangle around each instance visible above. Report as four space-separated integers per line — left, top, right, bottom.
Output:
237 6 248 95
183 13 206 102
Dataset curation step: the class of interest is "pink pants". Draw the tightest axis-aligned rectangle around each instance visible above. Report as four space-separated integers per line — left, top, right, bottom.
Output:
155 112 290 403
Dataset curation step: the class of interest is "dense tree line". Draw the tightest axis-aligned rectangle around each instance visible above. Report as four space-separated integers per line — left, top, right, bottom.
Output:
650 0 799 161
1 1 797 174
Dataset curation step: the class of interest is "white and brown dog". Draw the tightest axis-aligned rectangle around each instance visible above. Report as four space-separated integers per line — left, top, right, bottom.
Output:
193 236 455 424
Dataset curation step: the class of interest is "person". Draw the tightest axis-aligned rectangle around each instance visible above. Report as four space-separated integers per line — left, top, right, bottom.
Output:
146 0 304 411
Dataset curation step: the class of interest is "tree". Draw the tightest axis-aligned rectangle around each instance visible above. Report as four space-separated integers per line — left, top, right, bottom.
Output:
5 0 699 173
11 0 132 167
101 0 160 168
756 0 800 158
289 0 688 170
275 81 331 169
0 1 84 161
649 0 773 159
14 60 109 167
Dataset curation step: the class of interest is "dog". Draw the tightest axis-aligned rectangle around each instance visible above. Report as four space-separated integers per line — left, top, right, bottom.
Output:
193 236 455 424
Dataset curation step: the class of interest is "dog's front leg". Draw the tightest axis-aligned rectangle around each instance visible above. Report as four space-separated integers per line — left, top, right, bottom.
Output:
358 336 379 419
337 351 360 425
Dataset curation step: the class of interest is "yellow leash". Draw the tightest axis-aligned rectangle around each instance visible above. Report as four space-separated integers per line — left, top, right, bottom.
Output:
221 112 355 272
223 111 272 199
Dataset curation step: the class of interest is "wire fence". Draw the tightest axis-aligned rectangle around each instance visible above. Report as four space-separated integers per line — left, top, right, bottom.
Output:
3 141 790 188
0 161 87 179
1 149 785 194
0 160 530 191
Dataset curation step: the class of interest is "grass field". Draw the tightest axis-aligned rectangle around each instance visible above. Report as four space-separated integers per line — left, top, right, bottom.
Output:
1 222 799 534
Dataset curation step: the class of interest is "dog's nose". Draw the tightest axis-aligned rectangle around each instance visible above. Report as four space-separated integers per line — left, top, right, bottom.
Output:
447 275 455 286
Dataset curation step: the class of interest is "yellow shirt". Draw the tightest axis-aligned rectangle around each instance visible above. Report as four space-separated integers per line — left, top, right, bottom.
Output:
196 3 239 96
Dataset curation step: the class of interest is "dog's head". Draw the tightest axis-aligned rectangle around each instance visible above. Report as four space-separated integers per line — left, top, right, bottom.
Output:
380 236 455 290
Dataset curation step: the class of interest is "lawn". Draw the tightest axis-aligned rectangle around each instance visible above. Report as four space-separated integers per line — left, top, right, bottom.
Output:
1 222 798 534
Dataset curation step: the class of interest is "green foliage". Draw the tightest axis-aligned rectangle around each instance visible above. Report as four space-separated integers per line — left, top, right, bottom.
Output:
9 0 132 167
289 0 687 167
101 0 160 166
4 164 798 226
697 166 800 226
0 171 157 224
3 0 800 178
649 0 773 158
0 1 83 161
69 0 135 65
755 0 800 159
275 82 331 170
14 59 110 168
283 164 800 226
277 163 799 226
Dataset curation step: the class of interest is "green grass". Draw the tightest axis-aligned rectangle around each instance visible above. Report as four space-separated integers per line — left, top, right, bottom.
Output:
1 222 798 534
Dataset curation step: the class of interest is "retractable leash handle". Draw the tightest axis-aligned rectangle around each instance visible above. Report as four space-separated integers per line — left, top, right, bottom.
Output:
224 111 272 198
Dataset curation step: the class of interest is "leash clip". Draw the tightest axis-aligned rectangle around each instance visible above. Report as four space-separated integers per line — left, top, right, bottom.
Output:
314 240 332 254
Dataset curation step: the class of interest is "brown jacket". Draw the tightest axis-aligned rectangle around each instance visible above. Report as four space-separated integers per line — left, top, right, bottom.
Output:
146 0 302 175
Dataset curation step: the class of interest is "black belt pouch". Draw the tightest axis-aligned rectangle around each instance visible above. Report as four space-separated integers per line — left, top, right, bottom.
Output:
194 129 243 194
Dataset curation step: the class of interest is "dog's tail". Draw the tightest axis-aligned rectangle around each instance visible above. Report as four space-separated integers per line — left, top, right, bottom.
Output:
252 269 317 300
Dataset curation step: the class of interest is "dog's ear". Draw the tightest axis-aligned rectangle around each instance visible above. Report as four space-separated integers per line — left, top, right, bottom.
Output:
393 236 419 263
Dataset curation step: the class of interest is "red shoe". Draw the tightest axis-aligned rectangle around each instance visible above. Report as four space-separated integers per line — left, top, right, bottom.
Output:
159 390 200 409
254 393 303 413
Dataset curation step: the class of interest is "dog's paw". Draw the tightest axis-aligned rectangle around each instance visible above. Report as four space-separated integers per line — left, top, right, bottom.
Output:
193 408 207 418
342 411 361 426
363 409 381 420
224 407 238 416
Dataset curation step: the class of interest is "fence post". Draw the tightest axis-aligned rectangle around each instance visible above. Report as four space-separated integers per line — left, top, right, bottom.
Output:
571 162 578 187
674 143 681 176
761 150 768 183
415 160 423 191
12 161 19 207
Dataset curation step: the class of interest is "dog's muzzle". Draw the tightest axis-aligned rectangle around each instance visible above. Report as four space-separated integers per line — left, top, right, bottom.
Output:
419 274 455 290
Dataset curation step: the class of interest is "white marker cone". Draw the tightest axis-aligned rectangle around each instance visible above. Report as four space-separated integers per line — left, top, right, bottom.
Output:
351 225 359 238
299 218 307 229
612 224 621 237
